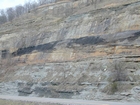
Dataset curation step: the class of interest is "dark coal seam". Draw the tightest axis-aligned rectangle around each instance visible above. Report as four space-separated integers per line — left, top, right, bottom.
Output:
11 41 58 57
118 31 140 42
10 36 105 57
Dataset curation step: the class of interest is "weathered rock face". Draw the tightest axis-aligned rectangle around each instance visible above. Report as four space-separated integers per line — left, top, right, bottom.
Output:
0 0 140 101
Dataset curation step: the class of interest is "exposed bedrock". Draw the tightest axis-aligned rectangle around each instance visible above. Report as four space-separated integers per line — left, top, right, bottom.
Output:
0 0 140 101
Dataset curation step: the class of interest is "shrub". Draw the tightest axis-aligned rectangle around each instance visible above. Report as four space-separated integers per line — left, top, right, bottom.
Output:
103 60 128 94
110 60 128 82
110 82 118 94
102 82 118 95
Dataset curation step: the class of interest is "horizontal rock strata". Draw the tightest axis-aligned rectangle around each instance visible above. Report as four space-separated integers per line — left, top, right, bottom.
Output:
0 0 140 101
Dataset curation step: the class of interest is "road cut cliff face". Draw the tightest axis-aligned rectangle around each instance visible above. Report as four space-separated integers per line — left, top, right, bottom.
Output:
0 0 140 101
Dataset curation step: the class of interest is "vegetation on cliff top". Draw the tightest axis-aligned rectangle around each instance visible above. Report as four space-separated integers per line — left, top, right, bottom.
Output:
0 0 56 24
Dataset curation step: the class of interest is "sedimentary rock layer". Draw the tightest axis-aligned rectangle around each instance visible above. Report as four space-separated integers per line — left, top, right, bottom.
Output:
0 0 140 101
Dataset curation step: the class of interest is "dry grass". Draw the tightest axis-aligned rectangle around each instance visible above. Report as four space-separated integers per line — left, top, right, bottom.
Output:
0 99 62 105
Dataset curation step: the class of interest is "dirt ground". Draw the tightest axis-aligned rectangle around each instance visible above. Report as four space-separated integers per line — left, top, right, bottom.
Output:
0 99 62 105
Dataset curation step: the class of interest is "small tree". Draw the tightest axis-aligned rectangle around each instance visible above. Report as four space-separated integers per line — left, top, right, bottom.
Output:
103 61 128 94
30 1 38 10
15 5 25 17
91 0 102 8
24 1 32 13
6 7 16 21
0 9 7 24
111 61 128 82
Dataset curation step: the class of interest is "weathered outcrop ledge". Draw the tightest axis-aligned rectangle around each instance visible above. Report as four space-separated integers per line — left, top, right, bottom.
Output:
0 0 140 101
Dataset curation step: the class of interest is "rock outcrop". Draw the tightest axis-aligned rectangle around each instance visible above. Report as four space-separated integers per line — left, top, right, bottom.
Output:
0 0 140 101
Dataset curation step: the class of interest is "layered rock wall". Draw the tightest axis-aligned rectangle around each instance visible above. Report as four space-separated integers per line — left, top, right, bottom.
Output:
0 0 140 101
